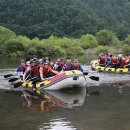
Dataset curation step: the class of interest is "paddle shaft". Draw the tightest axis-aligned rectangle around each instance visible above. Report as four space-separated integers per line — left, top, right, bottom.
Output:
4 74 14 78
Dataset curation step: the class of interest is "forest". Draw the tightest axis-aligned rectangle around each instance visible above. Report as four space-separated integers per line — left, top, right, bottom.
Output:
0 0 130 57
0 0 129 40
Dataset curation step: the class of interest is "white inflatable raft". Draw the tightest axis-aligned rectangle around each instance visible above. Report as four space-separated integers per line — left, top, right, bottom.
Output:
35 70 86 91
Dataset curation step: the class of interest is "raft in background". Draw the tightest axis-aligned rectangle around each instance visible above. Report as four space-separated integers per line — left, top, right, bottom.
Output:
91 60 130 73
23 70 86 91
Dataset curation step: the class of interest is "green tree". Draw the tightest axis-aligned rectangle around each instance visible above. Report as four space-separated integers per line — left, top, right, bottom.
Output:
96 29 119 45
4 38 25 56
80 34 98 49
124 35 130 45
0 26 16 53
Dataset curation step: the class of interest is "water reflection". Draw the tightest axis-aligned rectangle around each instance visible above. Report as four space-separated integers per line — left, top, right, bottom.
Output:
111 81 130 87
39 118 77 130
111 81 130 94
1 80 130 130
21 87 86 113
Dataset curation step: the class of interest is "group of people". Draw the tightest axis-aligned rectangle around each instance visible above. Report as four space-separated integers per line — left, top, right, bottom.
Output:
16 56 83 82
98 53 130 68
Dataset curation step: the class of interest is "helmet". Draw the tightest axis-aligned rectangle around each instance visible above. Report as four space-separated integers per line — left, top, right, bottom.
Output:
44 57 50 62
117 54 123 58
20 60 25 63
38 59 43 64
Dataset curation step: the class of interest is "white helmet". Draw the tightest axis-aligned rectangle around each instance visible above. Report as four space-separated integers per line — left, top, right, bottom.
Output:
117 54 123 58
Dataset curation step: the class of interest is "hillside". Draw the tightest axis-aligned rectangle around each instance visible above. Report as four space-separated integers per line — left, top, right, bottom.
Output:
83 0 130 39
0 0 129 39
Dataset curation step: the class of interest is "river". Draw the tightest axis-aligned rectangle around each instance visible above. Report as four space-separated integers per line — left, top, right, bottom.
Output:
0 56 130 130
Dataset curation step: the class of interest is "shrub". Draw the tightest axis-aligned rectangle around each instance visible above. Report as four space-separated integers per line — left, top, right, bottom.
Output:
95 45 109 54
80 34 98 49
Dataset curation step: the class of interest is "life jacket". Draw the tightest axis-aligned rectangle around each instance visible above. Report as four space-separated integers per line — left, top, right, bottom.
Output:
20 64 26 72
42 66 54 78
72 64 79 70
57 63 64 71
33 65 40 76
120 57 126 68
29 65 40 77
99 56 105 64
112 57 118 64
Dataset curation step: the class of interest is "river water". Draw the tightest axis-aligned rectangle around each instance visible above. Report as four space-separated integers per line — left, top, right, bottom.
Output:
0 57 130 130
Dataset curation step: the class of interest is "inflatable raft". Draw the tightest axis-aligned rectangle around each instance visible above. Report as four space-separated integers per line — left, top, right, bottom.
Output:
23 70 86 91
91 60 130 73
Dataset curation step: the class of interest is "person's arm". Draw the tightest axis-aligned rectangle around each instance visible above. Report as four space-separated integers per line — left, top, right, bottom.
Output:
124 63 130 68
105 57 107 63
39 67 44 80
49 67 59 75
23 70 28 80
23 67 31 80
79 65 83 72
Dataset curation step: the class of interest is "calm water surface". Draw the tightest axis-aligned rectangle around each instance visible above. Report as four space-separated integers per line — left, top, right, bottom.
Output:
0 81 130 130
0 57 130 130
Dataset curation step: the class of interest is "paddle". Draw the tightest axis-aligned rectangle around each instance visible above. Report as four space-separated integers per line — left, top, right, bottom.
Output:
14 82 23 88
8 75 23 82
88 76 99 81
83 72 99 81
104 62 110 70
4 74 14 78
9 78 19 82
13 76 38 88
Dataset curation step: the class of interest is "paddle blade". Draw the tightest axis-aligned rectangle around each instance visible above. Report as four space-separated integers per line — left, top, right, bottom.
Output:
14 82 23 88
89 76 99 81
4 74 14 78
9 78 19 82
83 72 88 75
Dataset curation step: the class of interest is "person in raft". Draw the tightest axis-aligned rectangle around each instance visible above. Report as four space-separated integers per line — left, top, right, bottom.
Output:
62 57 73 71
98 53 106 66
72 59 83 72
39 61 59 81
53 58 65 71
116 54 127 68
23 59 39 81
124 55 130 68
16 60 26 74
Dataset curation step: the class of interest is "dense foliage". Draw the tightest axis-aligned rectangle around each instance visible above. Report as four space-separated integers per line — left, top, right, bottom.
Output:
0 0 129 40
83 0 130 40
0 0 103 39
0 26 130 58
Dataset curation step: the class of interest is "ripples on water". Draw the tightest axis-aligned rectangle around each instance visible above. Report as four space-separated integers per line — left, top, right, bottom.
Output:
0 69 130 130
